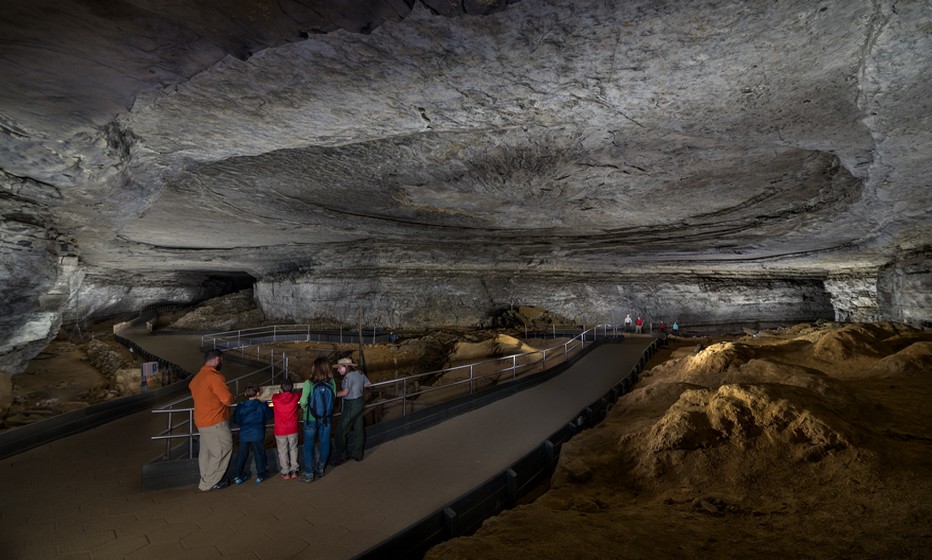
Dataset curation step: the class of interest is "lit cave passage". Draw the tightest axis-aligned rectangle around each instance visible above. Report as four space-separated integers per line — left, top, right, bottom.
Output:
0 0 929 558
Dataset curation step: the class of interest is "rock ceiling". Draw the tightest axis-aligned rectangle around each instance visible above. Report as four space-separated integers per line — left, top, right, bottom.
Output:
2 0 928 284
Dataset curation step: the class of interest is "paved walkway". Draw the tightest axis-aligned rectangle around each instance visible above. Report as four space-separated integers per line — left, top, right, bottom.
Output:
0 333 654 559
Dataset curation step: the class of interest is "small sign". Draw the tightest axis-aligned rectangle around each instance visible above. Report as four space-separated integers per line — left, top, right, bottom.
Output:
141 362 159 390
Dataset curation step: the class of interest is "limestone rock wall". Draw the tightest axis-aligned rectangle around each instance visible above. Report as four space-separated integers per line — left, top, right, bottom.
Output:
825 271 882 323
878 249 932 327
0 173 77 374
255 271 835 330
68 276 217 322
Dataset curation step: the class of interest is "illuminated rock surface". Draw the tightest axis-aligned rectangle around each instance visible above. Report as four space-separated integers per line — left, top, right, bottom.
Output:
1 1 929 374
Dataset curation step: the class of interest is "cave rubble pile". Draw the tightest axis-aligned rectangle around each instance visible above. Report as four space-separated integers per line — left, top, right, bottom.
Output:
424 321 932 559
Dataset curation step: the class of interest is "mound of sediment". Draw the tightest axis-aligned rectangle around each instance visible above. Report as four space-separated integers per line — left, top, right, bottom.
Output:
169 289 266 330
425 322 932 560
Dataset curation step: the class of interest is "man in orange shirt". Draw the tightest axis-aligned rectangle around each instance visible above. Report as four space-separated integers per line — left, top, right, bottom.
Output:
189 349 235 491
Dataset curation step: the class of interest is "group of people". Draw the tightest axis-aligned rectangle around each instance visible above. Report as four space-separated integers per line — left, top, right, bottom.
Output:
623 314 680 335
189 349 372 492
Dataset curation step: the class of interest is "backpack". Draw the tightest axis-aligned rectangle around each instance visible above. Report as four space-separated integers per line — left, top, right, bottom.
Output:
308 381 334 425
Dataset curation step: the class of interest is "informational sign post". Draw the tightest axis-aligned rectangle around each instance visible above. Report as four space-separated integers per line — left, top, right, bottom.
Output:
141 362 159 391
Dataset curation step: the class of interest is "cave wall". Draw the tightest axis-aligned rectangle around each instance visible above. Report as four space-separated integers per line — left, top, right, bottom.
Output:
254 270 836 330
0 179 77 375
878 249 932 327
67 276 220 323
825 270 882 323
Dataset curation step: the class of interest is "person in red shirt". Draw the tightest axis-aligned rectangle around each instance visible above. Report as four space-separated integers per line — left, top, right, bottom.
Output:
189 350 235 491
635 316 644 334
271 380 302 479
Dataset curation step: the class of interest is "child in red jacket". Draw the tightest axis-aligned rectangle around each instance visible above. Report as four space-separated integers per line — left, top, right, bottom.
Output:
271 380 302 479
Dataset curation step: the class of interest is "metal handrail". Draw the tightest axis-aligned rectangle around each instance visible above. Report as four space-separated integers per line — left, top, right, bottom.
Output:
154 325 619 461
201 324 398 350
200 323 606 351
150 356 288 461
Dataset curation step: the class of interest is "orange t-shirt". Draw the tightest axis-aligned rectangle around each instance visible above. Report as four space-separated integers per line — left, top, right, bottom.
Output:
189 365 235 428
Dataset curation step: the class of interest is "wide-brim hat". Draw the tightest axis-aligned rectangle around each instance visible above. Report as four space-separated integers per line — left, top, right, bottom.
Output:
332 357 357 368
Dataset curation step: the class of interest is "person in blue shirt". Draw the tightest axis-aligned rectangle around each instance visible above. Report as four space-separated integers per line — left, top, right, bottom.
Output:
231 384 273 485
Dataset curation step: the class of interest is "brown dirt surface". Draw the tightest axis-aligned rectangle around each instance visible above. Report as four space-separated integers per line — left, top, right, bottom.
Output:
423 322 932 560
3 332 141 430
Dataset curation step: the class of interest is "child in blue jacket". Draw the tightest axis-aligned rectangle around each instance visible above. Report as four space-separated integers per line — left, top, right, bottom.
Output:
232 384 273 484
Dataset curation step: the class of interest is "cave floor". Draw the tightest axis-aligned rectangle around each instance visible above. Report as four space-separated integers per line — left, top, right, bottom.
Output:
0 331 655 559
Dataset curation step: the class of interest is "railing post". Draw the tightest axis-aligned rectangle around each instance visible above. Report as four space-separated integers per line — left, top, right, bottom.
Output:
512 355 517 380
542 348 546 371
188 409 195 459
402 378 407 416
469 365 474 393
165 410 172 460
506 469 518 508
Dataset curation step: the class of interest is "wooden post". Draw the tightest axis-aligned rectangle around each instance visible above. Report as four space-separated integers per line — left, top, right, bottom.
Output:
357 310 367 372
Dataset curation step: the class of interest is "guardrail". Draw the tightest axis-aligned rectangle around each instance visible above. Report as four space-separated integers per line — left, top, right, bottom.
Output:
149 355 289 461
200 323 611 351
152 325 620 462
201 324 397 350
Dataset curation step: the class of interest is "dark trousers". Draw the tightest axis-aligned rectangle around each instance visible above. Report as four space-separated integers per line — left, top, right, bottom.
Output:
335 397 365 460
233 440 268 479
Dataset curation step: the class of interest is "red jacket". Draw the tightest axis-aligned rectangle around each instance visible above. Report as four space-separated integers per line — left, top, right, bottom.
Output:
271 390 302 436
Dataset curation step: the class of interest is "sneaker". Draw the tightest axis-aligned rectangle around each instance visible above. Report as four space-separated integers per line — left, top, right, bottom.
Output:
289 471 298 479
255 476 266 485
233 475 250 485
300 473 315 483
281 473 290 480
209 480 230 491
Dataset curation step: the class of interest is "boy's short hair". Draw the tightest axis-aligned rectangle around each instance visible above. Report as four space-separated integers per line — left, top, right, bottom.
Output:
281 380 294 392
244 384 258 398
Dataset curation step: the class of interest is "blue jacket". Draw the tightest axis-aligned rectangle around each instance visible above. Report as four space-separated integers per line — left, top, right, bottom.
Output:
234 398 272 442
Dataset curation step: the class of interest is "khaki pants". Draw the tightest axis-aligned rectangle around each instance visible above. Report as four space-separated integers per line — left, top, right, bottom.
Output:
197 420 232 491
275 433 299 475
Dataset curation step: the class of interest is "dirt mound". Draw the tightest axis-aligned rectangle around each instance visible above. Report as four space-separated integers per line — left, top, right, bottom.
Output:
425 321 932 560
169 289 266 330
868 341 932 377
644 383 851 458
444 334 538 368
679 342 757 385
811 323 892 361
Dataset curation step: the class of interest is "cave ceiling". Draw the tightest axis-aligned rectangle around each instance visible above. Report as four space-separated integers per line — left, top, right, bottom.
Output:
1 0 930 282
